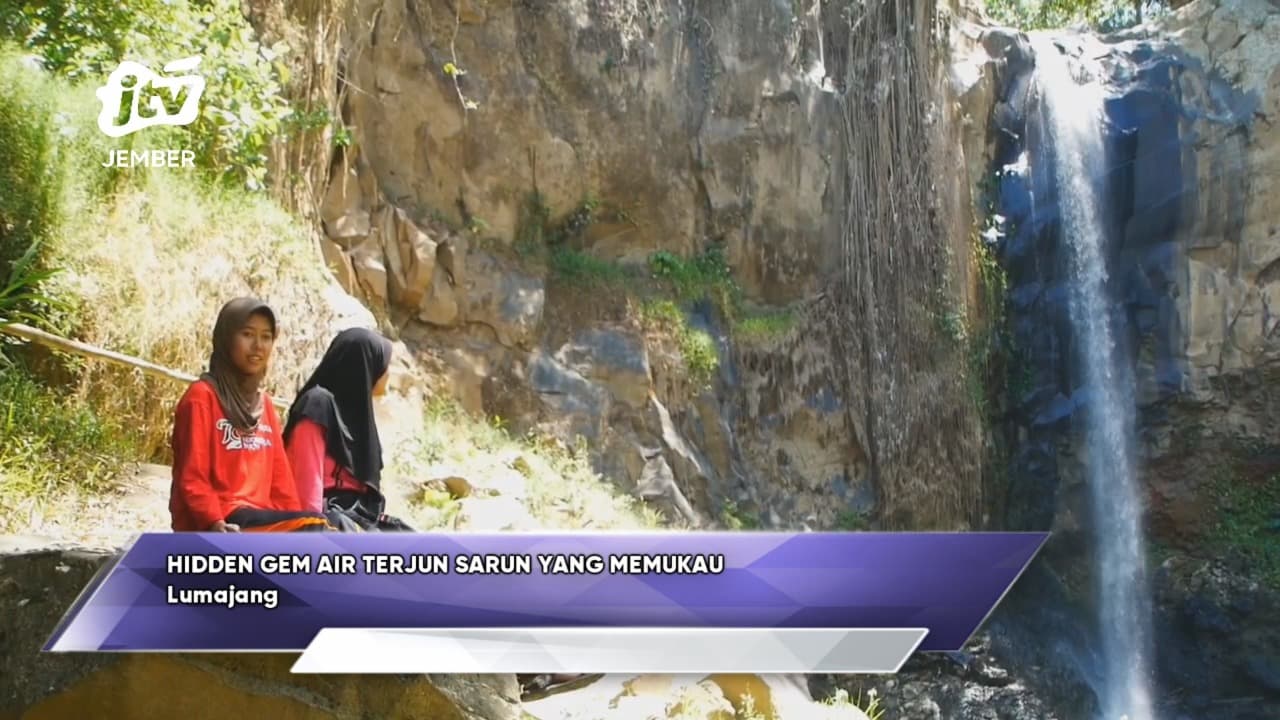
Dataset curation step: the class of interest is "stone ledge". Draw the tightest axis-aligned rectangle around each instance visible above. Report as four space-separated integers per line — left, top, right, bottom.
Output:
0 544 521 720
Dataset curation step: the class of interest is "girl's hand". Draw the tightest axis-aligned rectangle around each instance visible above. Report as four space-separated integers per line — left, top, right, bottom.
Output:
210 520 241 532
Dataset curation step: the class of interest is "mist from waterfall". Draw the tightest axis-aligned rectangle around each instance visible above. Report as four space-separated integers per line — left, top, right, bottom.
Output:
1030 36 1156 720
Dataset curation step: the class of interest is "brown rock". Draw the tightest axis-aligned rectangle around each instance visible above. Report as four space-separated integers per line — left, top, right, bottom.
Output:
319 238 358 295
420 262 461 326
456 0 486 25
383 206 438 310
442 476 474 499
509 455 534 477
320 167 370 245
351 240 389 303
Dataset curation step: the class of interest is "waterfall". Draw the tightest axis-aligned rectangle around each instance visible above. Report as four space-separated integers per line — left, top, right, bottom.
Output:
1030 36 1156 720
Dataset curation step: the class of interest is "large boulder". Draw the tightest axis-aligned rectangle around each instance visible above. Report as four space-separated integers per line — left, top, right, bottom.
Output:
0 543 522 720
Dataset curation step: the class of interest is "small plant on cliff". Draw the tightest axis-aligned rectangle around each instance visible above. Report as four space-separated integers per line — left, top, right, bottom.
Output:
515 190 553 254
444 0 480 113
719 499 760 530
641 299 719 390
550 248 632 287
836 509 871 531
648 246 743 318
734 308 796 343
1209 470 1280 590
965 230 1010 419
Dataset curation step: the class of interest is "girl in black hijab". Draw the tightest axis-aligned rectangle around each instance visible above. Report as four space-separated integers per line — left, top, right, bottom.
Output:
284 327 412 531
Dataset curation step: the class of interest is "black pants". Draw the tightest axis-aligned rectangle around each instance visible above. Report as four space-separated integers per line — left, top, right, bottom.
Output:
325 489 415 532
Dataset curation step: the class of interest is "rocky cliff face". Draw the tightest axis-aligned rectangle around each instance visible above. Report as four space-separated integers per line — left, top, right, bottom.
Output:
235 0 1279 716
285 0 991 533
965 0 1280 715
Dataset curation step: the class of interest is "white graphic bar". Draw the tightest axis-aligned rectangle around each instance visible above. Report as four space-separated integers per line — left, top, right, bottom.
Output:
291 627 928 674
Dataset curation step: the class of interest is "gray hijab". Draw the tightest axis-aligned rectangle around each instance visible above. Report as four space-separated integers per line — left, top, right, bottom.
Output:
200 297 276 432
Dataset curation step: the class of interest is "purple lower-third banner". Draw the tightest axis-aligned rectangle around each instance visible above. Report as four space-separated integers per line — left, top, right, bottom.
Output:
44 532 1046 673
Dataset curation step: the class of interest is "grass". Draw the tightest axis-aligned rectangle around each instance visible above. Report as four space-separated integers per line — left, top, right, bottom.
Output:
0 45 345 528
0 363 139 531
648 247 742 314
1208 471 1280 590
734 308 797 343
827 688 885 720
549 247 635 287
641 299 720 389
720 687 884 720
718 499 761 530
1 48 340 462
519 189 795 364
395 398 664 530
836 509 871 531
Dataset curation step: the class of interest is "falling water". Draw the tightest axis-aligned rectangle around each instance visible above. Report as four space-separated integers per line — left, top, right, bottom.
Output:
1031 36 1156 720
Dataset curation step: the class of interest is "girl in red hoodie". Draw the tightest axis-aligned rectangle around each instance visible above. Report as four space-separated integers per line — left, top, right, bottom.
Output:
169 297 331 533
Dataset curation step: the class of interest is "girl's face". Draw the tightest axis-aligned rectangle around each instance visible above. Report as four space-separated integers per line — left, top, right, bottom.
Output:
230 312 275 376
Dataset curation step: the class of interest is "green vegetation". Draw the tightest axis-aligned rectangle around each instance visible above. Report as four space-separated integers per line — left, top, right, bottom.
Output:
718 499 761 530
734 308 797 342
648 246 742 315
0 40 335 519
549 247 635 287
1 0 301 191
515 191 621 255
1208 471 1280 590
515 190 554 253
403 398 664 530
642 299 720 389
0 362 138 530
983 0 1163 32
966 228 1010 419
517 201 748 388
836 509 871 531
0 240 66 334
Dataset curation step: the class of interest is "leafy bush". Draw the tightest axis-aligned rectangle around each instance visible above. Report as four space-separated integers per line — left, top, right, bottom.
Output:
0 48 57 268
0 362 140 530
983 0 1159 31
641 299 720 389
0 239 66 335
1209 471 1280 590
0 0 295 190
648 245 743 317
0 48 338 459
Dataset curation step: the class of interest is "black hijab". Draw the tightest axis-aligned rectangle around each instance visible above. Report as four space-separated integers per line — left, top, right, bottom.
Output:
284 327 393 491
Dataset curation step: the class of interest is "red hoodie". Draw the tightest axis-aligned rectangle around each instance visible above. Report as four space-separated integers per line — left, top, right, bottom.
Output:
168 379 300 531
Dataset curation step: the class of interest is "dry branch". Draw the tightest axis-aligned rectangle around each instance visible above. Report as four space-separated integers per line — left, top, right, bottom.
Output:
0 322 291 413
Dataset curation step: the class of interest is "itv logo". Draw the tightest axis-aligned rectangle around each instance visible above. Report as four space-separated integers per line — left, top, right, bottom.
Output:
96 56 204 168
